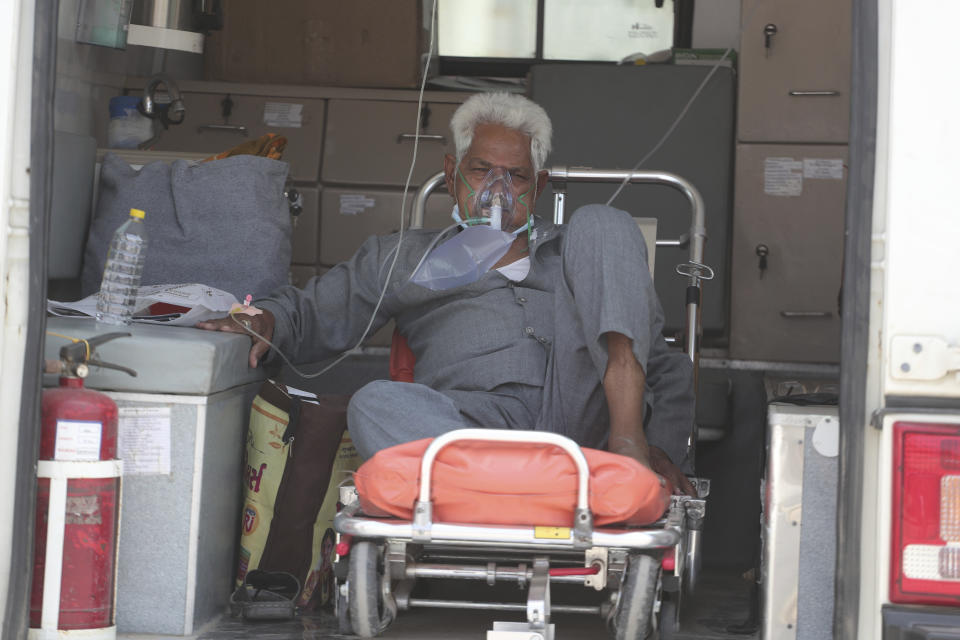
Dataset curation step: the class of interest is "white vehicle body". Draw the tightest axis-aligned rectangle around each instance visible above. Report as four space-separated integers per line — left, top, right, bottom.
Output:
845 1 960 637
1 0 959 637
0 0 37 627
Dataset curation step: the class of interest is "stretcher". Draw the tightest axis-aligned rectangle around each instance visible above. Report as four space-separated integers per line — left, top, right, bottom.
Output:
333 168 714 639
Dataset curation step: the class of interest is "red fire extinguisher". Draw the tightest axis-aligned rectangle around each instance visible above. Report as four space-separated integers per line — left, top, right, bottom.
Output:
31 332 135 638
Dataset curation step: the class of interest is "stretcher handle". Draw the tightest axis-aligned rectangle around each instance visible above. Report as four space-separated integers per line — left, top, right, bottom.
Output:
413 429 594 547
417 429 591 511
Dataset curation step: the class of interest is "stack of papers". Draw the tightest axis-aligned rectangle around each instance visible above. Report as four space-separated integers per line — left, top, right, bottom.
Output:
48 284 239 327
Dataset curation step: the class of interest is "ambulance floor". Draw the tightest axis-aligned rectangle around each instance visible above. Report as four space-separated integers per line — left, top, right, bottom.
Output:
181 568 757 640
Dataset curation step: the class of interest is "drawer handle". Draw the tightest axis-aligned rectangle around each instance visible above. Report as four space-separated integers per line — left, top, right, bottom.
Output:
397 133 446 144
198 124 249 136
780 311 832 318
788 90 841 97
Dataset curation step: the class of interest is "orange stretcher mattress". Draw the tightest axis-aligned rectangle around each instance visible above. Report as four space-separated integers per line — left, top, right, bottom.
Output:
354 438 671 528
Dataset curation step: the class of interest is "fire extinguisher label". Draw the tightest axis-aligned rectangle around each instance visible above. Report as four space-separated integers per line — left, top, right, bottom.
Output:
54 420 102 461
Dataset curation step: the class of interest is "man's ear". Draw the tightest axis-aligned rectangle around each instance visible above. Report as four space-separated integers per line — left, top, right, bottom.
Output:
443 154 457 198
535 170 549 198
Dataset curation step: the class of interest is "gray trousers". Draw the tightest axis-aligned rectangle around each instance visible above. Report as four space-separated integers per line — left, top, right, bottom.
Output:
348 205 694 470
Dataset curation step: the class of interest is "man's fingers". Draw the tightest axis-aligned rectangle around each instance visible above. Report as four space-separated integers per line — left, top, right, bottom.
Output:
250 340 270 369
195 317 243 332
677 474 697 496
197 310 275 369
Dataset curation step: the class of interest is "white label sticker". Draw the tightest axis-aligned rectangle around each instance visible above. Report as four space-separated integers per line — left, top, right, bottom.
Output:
55 420 102 461
803 158 844 180
118 407 172 476
764 157 804 197
339 194 377 215
263 102 303 128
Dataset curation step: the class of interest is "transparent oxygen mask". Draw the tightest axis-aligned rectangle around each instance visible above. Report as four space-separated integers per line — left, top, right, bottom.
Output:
473 167 517 231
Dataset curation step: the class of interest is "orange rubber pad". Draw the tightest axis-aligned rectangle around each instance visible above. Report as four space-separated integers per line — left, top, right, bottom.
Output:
354 437 671 527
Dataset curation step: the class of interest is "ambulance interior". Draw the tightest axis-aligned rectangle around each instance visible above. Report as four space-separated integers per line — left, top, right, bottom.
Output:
30 0 850 638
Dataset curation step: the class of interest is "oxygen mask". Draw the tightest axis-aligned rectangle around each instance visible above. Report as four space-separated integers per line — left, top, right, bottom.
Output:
475 167 517 231
453 167 530 235
411 167 531 291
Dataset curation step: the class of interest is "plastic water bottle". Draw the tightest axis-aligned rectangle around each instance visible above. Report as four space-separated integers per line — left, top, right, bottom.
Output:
96 208 148 325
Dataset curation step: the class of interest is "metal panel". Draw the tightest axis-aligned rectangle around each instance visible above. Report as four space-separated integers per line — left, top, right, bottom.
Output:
323 100 459 186
148 92 325 182
110 382 260 635
49 131 96 279
738 0 851 143
763 403 839 640
881 0 960 401
529 64 734 338
729 143 846 363
320 186 453 266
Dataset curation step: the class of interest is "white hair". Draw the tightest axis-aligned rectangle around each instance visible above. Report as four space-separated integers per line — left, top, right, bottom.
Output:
450 92 553 173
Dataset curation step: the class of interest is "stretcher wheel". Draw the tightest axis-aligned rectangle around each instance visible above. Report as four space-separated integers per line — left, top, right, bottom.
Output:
336 585 353 635
348 540 393 637
658 590 678 640
612 552 660 640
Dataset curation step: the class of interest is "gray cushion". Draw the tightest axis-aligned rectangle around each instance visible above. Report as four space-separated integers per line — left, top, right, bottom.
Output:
82 153 292 301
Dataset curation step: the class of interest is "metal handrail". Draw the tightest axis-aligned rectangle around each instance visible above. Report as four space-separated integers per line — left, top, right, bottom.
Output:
409 167 704 263
545 167 706 268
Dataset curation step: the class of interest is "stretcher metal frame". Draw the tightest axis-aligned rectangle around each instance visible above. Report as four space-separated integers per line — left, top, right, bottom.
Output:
413 167 713 361
335 429 708 639
334 169 713 639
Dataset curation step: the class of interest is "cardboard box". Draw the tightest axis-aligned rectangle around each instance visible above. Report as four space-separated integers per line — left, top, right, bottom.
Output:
204 0 424 88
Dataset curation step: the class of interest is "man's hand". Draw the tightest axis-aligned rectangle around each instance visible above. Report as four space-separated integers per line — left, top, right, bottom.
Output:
649 445 696 496
196 309 275 368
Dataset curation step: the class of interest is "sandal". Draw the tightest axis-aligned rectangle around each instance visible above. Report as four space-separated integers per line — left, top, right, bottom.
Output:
229 570 301 621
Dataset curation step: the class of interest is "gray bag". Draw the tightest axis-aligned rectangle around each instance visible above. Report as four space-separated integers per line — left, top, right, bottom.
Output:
81 153 292 301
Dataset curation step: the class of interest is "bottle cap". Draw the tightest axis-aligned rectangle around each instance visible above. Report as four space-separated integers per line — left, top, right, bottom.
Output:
129 208 145 219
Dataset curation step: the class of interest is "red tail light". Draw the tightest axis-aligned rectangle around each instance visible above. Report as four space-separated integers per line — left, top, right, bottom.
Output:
891 421 960 605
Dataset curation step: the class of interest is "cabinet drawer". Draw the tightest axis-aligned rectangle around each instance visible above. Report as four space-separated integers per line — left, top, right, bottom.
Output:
322 99 458 186
290 185 320 264
729 144 847 362
320 187 454 266
738 0 851 143
149 93 325 182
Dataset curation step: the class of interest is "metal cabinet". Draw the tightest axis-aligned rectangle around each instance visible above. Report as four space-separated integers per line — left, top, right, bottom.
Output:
322 99 458 186
729 144 846 362
149 92 326 182
738 0 851 143
319 186 454 266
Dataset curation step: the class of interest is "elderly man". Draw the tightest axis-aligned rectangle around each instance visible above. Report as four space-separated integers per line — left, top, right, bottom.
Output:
199 92 695 494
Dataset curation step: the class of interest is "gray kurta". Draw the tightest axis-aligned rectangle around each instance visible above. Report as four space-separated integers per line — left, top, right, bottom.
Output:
257 204 695 471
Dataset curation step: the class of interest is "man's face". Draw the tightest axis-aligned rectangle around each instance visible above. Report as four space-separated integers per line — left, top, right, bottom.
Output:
444 123 548 230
